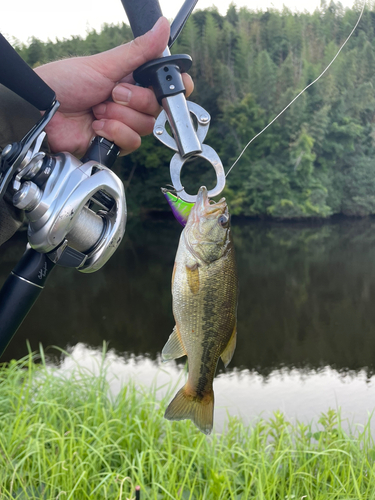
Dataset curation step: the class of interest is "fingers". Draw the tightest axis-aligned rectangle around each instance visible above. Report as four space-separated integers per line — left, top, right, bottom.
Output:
91 71 195 156
110 73 194 115
91 17 170 83
119 72 194 96
182 73 194 98
91 81 159 153
92 101 156 136
89 15 195 157
92 119 141 156
111 84 161 117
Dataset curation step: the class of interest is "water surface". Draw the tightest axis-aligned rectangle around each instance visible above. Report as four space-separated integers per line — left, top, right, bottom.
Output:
2 216 375 430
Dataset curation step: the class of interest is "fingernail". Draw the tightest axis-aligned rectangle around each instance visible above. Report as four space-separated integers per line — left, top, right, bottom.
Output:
94 103 107 115
113 85 132 105
92 120 105 131
151 17 164 32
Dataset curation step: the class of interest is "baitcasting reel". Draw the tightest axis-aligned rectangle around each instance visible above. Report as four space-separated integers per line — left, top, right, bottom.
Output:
0 27 127 276
0 84 127 349
10 135 126 273
0 31 127 349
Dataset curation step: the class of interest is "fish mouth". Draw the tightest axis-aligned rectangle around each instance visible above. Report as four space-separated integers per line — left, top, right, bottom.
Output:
194 186 209 214
194 186 227 219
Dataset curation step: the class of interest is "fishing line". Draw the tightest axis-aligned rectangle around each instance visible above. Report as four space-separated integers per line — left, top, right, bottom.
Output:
225 1 367 178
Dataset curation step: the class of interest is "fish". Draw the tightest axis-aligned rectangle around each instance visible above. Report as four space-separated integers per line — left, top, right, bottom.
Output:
162 186 238 434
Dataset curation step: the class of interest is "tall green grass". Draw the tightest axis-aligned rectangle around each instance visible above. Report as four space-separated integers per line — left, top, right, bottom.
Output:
0 349 375 499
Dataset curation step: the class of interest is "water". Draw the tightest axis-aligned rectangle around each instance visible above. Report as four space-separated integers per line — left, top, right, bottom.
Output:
2 215 375 431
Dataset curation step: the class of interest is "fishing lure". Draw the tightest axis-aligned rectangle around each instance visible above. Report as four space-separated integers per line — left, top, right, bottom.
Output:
162 188 194 226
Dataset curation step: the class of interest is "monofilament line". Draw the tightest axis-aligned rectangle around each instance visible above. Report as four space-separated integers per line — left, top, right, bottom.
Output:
225 1 366 178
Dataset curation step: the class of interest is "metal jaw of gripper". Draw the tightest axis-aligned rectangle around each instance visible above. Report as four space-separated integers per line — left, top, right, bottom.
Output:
152 49 226 204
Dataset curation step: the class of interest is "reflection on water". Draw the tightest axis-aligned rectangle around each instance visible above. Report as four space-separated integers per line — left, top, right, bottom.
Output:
2 216 375 425
60 344 375 432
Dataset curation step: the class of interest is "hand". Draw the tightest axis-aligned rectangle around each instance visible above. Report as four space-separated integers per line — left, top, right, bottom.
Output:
34 17 194 158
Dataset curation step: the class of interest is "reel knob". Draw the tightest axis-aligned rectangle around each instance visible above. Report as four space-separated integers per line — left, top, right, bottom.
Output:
13 181 42 211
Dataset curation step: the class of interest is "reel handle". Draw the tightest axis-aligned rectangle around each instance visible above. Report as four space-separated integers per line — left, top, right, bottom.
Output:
0 248 55 357
120 0 163 38
0 34 56 111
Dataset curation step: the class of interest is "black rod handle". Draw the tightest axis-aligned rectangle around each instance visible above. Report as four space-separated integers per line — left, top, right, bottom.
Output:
0 248 55 357
81 137 120 169
0 34 56 111
120 0 163 38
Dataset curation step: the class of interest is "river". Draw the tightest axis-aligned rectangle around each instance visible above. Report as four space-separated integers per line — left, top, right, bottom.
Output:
1 215 375 432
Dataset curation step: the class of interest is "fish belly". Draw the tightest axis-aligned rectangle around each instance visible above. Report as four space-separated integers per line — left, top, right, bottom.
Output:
174 257 236 390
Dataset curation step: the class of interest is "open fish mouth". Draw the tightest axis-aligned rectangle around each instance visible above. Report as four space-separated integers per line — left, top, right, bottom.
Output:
162 186 227 226
193 186 227 221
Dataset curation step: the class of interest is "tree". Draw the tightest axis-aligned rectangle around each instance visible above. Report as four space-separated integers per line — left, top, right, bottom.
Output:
11 4 375 219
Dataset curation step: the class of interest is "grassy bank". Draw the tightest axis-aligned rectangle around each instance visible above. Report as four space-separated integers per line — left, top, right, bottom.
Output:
0 352 375 499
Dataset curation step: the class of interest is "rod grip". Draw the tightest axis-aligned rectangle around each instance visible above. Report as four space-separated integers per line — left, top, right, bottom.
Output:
120 0 163 38
0 248 55 357
0 34 56 111
81 137 120 169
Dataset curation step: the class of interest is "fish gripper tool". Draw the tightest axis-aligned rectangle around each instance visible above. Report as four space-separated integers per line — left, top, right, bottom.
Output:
122 0 226 203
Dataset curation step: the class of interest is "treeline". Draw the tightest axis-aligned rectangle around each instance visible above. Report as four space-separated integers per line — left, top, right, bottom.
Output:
12 2 375 218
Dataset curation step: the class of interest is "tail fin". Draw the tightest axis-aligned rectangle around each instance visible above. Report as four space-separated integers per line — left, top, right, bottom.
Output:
164 385 214 435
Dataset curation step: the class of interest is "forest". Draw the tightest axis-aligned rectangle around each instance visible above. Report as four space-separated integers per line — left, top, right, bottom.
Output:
11 1 375 219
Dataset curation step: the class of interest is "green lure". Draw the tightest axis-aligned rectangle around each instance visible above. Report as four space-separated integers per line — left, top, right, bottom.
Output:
162 188 194 226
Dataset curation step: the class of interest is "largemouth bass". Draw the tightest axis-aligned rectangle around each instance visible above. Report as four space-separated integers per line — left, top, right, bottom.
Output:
162 186 238 434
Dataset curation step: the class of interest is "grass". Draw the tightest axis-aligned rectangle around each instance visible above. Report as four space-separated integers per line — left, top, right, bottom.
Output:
0 348 375 499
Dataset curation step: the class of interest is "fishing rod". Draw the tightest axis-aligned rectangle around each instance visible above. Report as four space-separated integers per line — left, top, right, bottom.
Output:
0 32 126 355
0 0 225 356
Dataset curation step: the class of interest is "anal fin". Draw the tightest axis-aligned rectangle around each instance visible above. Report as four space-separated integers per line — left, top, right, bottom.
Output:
220 325 237 368
162 325 187 362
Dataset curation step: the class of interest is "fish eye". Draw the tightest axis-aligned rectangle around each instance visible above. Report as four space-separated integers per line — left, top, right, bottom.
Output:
218 214 229 227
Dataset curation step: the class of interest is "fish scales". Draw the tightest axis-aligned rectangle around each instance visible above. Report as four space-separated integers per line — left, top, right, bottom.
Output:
174 242 237 392
162 186 238 434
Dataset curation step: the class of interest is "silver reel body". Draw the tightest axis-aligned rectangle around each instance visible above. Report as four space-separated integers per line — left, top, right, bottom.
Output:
12 149 127 273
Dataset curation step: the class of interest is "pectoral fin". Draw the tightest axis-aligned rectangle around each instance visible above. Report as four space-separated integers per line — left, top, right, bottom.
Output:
162 326 187 362
186 263 200 294
220 326 237 368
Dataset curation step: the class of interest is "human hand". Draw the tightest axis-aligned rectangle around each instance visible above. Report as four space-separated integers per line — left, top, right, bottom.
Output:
34 17 193 158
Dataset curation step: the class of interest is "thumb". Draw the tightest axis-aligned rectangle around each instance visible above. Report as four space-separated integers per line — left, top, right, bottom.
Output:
91 17 170 83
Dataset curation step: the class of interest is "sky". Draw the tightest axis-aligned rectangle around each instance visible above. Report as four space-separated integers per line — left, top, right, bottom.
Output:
1 0 359 45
